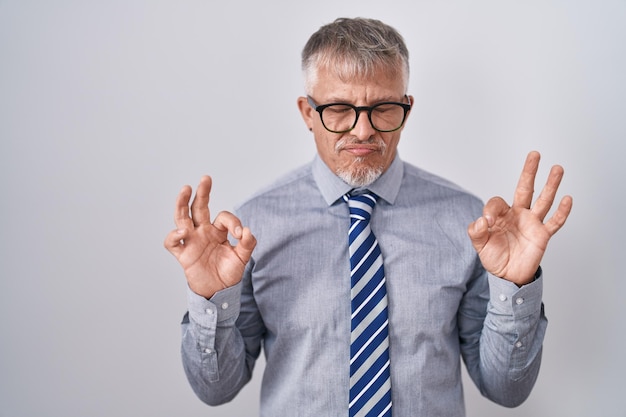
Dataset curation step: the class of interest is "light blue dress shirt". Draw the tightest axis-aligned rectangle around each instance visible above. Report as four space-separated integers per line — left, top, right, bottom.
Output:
181 154 547 416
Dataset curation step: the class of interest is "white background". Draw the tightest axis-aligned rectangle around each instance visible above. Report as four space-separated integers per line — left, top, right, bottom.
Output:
1 1 623 416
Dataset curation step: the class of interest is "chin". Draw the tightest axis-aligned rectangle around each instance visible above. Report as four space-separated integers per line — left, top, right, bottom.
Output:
336 163 384 187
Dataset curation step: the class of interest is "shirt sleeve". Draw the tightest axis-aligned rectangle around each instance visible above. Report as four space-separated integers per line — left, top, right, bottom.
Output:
180 262 265 406
459 265 548 407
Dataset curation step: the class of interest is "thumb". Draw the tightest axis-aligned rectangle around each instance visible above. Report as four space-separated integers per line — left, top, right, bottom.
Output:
164 228 188 258
467 216 489 252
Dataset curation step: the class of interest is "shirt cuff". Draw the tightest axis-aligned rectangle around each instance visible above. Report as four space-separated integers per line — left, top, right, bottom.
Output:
187 282 243 328
487 268 543 319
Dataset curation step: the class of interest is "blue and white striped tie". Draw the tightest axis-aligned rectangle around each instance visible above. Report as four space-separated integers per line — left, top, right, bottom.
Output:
344 192 392 417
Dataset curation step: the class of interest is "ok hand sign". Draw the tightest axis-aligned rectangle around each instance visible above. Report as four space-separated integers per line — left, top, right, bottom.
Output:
468 151 573 286
164 176 256 298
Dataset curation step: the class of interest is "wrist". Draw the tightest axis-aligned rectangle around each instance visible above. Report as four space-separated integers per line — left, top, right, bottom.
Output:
515 266 542 287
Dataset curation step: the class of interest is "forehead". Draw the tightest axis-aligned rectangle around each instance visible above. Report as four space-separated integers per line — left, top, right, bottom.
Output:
310 65 406 103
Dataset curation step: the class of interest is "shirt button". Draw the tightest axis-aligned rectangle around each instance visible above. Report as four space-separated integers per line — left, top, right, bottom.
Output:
205 308 214 315
499 294 507 302
204 348 213 354
221 302 229 310
515 341 523 348
516 297 524 305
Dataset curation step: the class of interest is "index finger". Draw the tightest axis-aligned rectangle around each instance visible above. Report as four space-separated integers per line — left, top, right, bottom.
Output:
513 151 540 209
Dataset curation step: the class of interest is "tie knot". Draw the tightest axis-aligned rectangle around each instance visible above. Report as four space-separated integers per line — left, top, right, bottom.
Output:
344 191 378 222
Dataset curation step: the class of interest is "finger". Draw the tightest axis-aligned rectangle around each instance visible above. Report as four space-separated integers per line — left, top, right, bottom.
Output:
174 185 194 230
467 216 489 252
213 211 257 262
164 228 188 257
531 164 564 221
190 176 213 227
468 196 509 251
213 210 244 238
513 151 540 209
544 195 573 236
482 196 510 226
234 226 257 263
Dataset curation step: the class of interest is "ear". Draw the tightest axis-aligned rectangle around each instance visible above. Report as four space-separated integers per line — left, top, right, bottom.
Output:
405 94 415 118
297 96 315 131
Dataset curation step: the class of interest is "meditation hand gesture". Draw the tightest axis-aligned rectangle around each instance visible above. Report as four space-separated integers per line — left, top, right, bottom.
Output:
164 176 256 299
468 151 573 286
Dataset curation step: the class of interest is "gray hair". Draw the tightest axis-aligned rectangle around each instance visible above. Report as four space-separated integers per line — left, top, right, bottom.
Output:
301 17 410 94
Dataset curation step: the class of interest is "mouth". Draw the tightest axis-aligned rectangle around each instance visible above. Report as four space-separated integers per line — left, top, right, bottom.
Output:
337 138 384 157
342 145 380 157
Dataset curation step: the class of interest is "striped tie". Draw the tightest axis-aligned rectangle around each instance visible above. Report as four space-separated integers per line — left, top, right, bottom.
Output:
344 192 392 417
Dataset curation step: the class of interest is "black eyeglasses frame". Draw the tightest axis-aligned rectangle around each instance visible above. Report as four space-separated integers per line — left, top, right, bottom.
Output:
307 95 412 133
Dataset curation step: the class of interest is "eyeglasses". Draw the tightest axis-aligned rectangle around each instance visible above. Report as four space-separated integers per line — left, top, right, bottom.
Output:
307 95 411 133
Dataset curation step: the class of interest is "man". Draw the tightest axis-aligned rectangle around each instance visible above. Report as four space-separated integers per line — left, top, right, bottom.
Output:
164 17 572 417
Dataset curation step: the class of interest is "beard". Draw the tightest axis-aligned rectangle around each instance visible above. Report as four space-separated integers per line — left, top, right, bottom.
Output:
336 161 384 187
334 137 388 187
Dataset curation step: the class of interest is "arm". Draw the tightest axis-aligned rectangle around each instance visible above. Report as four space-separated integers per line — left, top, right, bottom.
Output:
463 151 572 405
164 176 260 404
459 264 547 407
181 263 265 405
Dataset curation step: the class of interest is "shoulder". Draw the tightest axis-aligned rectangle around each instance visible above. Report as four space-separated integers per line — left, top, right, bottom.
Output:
234 161 317 216
394 160 484 252
402 161 474 194
400 160 484 214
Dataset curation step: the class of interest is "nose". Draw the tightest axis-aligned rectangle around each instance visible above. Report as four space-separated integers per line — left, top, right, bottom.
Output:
352 110 376 141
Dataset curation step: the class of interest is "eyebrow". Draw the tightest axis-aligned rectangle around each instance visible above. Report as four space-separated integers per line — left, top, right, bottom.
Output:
323 95 404 104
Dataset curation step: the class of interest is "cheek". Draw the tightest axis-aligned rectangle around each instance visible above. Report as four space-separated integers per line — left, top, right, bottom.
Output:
313 134 339 160
316 127 345 148
383 134 401 155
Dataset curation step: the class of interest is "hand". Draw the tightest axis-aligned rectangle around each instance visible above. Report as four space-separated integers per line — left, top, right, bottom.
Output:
164 176 256 298
467 151 573 286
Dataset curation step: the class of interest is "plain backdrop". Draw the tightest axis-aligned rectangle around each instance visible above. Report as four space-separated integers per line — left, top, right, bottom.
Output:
1 1 624 416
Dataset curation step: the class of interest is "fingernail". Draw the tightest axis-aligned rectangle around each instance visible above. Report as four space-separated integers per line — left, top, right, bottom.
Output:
177 229 185 234
485 215 494 227
235 226 242 237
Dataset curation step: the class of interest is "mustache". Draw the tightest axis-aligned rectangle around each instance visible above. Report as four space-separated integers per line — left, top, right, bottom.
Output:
334 137 387 153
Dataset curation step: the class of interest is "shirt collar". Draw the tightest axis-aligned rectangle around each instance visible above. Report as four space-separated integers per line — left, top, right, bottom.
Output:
312 153 404 206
